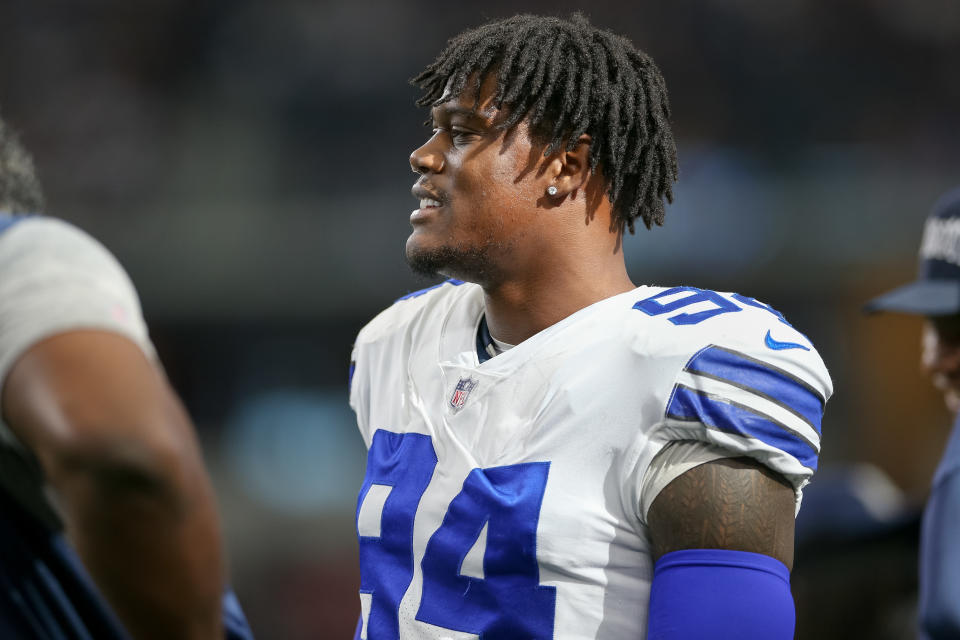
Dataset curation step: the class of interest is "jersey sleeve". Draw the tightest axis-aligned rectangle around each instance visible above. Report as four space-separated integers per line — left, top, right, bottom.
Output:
639 440 737 519
349 342 372 447
640 297 832 516
0 217 157 437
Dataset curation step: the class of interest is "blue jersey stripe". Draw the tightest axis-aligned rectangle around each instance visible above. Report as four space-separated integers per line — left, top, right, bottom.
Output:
0 214 24 235
667 385 819 471
685 345 824 435
395 279 465 302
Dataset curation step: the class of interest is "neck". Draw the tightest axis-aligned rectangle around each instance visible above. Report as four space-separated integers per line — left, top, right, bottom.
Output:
482 250 635 345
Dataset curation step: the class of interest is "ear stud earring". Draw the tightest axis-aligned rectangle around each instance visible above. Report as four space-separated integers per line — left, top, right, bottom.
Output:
547 186 558 196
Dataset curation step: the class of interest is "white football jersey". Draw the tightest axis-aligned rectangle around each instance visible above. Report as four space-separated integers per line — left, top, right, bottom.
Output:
349 279 832 640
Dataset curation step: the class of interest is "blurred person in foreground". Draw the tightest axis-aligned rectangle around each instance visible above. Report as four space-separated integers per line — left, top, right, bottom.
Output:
348 13 832 639
0 114 252 639
867 186 960 639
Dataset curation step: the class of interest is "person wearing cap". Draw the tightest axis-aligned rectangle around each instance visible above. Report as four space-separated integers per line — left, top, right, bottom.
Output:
866 185 960 639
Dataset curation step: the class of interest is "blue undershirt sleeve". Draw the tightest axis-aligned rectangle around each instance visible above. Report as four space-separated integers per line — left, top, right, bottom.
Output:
646 549 794 640
222 589 255 640
919 469 960 639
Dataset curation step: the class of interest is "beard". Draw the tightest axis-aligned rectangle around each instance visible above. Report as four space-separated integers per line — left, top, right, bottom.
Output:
405 237 506 285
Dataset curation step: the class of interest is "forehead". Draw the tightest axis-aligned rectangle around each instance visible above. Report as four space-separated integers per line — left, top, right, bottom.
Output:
434 72 503 123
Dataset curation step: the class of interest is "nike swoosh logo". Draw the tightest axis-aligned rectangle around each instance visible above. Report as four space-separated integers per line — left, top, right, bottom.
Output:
764 330 810 351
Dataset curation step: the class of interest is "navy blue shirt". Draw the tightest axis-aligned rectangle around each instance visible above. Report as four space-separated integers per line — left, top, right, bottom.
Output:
0 212 22 234
0 490 131 640
919 413 960 638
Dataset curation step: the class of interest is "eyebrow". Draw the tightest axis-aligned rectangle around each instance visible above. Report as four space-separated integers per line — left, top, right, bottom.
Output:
431 104 495 124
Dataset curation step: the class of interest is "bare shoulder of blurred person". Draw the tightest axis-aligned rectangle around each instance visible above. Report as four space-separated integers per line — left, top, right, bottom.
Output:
0 116 253 639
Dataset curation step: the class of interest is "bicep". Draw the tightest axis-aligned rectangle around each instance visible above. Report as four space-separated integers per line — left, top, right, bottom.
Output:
0 217 162 452
1 330 196 475
646 457 796 569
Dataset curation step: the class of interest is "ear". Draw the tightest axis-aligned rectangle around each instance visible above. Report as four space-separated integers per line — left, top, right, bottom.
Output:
546 134 592 197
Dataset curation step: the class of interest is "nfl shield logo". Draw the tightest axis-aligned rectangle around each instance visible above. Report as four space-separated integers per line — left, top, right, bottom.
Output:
450 377 479 412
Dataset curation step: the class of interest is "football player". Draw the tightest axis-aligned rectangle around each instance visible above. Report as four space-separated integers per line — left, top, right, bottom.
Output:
349 14 831 639
0 114 252 639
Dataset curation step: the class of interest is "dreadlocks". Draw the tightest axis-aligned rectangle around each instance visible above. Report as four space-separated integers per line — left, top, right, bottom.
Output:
412 13 678 234
0 112 44 214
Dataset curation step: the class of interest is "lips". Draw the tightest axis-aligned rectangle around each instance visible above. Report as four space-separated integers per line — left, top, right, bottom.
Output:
412 182 445 205
933 373 960 393
931 374 960 412
411 183 446 223
410 205 441 224
942 385 960 412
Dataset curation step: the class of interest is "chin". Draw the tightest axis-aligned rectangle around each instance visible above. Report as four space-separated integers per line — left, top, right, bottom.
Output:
947 391 960 414
405 240 495 284
405 238 452 278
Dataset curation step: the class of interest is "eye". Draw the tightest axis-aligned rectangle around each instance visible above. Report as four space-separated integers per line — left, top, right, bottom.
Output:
450 127 478 144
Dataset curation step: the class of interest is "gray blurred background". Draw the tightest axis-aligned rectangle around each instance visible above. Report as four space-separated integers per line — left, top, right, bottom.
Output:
2 0 959 638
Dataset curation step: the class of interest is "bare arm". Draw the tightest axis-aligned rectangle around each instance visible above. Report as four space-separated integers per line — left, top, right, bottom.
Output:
647 457 796 568
2 330 224 640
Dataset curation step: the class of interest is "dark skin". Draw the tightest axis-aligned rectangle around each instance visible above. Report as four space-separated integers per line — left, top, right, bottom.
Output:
922 314 960 412
409 73 797 569
647 457 796 568
2 331 224 640
408 73 634 346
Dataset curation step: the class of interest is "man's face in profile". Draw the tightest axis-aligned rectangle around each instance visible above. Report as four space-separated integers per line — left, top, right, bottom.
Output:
923 314 960 412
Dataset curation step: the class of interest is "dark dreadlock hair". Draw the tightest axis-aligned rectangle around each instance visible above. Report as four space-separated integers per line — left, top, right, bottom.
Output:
412 12 678 234
0 112 44 214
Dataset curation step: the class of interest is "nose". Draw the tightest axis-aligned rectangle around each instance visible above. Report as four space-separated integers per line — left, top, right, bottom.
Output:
410 136 444 175
922 322 960 377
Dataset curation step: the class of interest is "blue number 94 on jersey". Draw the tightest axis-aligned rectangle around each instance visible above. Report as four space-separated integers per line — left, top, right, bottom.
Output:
634 287 811 350
356 430 556 640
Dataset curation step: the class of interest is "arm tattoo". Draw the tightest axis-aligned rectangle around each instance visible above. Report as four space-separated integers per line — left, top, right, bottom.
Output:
647 457 796 569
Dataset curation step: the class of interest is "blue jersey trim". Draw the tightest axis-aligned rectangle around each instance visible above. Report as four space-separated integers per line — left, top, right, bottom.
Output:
395 279 465 302
0 214 26 235
221 589 255 640
476 315 494 364
685 345 824 435
667 385 819 470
